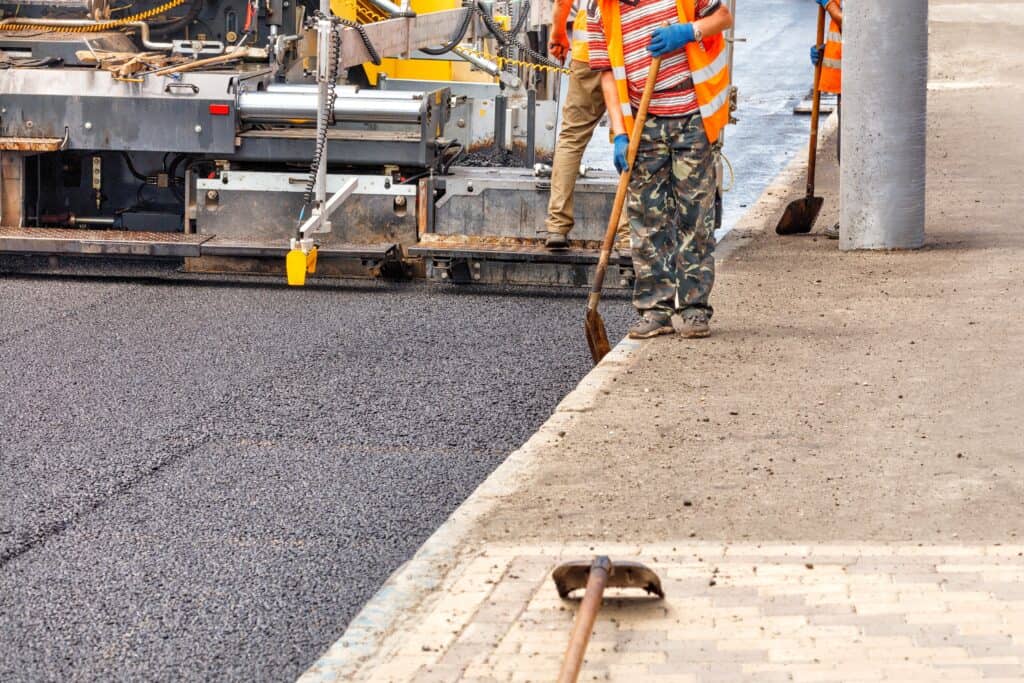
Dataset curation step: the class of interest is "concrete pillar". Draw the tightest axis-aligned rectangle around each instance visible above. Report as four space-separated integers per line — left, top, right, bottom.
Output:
840 0 928 250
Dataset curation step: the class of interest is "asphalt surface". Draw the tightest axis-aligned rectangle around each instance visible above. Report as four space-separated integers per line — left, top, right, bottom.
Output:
0 3 816 680
0 272 632 681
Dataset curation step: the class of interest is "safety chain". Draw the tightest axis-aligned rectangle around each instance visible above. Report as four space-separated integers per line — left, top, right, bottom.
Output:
454 44 567 75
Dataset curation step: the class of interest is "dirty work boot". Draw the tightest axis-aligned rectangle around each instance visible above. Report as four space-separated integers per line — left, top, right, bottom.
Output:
671 308 711 339
823 222 840 240
545 232 570 251
628 311 674 339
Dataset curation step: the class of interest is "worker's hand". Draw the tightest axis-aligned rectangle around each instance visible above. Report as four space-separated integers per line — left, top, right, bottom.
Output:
549 28 570 62
648 22 695 57
810 44 823 66
613 134 630 174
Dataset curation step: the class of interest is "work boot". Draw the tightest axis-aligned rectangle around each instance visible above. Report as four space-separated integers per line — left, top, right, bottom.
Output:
671 308 711 339
628 311 674 340
823 222 840 240
545 232 570 251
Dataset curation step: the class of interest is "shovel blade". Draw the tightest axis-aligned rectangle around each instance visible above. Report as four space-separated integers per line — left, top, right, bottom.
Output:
585 309 611 364
553 559 665 599
775 196 824 235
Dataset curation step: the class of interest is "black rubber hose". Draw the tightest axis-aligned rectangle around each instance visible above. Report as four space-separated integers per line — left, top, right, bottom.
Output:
120 152 148 182
510 0 529 35
149 0 204 37
419 4 473 55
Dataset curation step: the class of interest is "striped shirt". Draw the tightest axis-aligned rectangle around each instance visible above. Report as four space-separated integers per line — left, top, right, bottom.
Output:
588 0 719 117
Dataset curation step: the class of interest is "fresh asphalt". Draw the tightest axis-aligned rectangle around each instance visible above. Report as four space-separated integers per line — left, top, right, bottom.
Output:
0 2 816 680
0 274 633 681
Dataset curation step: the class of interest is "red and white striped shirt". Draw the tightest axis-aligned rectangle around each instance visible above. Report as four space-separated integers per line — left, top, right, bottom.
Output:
587 0 718 117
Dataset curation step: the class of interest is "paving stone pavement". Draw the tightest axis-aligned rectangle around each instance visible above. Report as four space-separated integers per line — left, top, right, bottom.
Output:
336 543 1024 682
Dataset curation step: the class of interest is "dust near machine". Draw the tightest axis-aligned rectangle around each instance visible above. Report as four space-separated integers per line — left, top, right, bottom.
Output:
0 0 737 286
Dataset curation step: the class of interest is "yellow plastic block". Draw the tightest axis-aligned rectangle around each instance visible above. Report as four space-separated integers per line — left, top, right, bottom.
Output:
286 249 308 286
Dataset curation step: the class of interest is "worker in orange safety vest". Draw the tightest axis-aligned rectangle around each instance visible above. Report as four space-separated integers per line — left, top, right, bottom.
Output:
810 0 842 238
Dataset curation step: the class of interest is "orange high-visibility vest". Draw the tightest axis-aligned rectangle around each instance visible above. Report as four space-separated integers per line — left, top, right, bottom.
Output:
820 14 842 94
598 0 730 143
571 8 589 62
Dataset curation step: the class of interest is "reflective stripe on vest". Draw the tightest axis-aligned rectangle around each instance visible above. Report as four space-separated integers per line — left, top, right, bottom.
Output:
820 16 842 94
571 8 589 63
598 0 730 143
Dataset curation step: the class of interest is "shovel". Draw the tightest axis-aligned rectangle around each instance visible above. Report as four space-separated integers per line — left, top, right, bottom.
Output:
553 556 664 683
584 57 662 364
776 5 827 235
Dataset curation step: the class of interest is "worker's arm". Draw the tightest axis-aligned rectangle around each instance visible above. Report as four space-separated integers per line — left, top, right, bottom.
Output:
649 4 733 57
817 0 842 29
601 70 627 137
548 0 573 62
695 3 734 39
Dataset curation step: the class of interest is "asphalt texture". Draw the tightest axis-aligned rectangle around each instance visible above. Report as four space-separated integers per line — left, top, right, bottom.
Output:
0 271 631 681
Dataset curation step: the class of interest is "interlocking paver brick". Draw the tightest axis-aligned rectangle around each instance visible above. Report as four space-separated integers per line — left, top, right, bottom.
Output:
348 543 1024 681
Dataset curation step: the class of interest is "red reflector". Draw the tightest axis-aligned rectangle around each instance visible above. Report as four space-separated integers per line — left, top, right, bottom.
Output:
209 104 230 116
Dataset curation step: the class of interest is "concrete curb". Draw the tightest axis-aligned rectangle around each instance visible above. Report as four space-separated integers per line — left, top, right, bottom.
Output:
297 114 837 682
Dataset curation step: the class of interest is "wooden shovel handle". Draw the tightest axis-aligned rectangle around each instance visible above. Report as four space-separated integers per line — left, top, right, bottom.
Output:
806 6 826 199
587 57 663 310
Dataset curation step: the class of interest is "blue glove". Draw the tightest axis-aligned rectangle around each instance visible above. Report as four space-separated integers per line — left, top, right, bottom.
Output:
613 134 630 174
810 44 823 66
648 22 695 57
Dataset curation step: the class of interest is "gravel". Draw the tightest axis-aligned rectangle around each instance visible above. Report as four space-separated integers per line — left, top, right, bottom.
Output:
0 268 631 682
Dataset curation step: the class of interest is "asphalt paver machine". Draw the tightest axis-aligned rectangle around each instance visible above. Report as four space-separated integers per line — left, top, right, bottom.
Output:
0 0 736 286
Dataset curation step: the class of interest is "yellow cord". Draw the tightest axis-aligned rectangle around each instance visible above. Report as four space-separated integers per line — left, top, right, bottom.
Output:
3 0 186 32
454 44 569 75
720 150 735 193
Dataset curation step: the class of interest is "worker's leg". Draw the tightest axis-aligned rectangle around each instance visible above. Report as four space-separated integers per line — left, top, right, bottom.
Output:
668 113 718 322
544 60 606 240
628 115 678 318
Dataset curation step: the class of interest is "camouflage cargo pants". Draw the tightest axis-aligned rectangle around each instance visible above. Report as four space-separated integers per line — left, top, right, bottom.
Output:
627 112 717 317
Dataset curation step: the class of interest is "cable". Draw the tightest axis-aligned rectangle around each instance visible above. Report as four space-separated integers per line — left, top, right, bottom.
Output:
2 0 186 32
720 150 735 193
303 17 341 208
473 0 564 71
419 1 473 55
337 15 382 65
120 151 148 181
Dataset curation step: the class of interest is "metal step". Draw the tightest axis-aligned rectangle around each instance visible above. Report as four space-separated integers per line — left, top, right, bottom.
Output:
0 227 399 262
0 227 212 257
408 241 632 266
199 236 399 261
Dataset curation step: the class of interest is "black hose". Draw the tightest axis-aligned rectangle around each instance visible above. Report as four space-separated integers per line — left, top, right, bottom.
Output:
149 0 204 37
476 1 564 70
510 0 529 35
419 3 473 56
120 152 148 182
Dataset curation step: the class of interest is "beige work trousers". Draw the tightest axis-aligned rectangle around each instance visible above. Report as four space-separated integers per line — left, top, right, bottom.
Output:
545 59 628 240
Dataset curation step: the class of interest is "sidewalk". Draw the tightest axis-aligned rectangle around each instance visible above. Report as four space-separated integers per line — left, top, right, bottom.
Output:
302 2 1024 680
